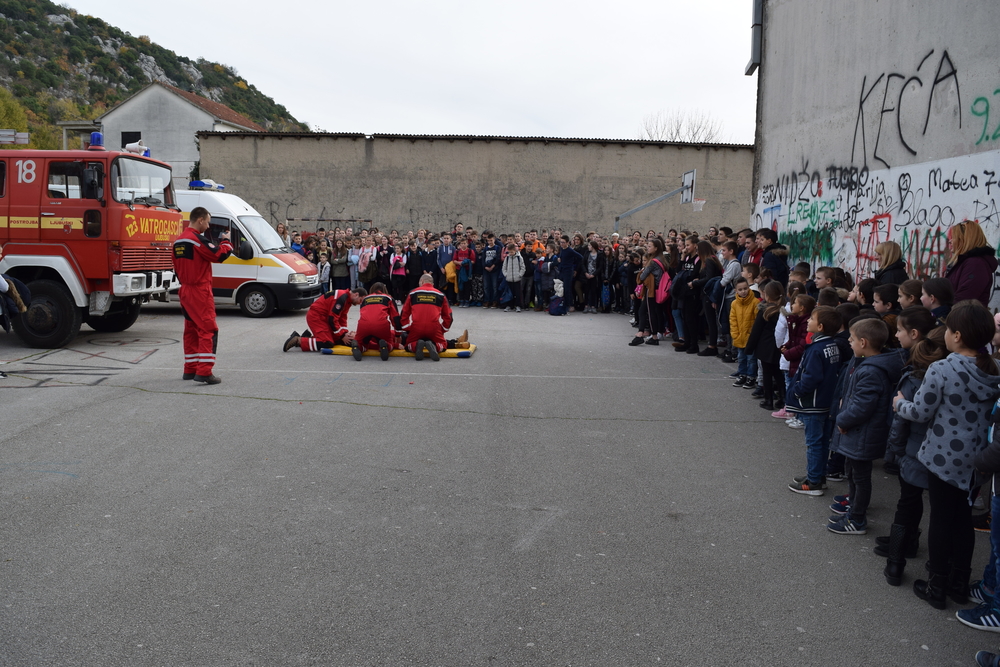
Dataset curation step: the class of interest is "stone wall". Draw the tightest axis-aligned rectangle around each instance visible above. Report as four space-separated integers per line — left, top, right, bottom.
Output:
197 132 753 236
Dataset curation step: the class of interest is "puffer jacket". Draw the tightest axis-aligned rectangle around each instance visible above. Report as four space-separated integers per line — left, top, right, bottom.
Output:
729 291 760 349
831 348 906 461
502 252 525 283
896 353 1000 490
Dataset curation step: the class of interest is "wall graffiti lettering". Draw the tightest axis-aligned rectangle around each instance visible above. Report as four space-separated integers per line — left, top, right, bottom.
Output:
852 50 962 169
761 150 1000 286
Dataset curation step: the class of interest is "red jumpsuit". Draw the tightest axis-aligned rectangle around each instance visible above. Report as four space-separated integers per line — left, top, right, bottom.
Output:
400 284 453 352
172 228 233 377
355 294 401 351
300 289 353 351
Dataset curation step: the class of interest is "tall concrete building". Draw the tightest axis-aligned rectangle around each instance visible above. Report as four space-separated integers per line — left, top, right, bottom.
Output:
197 132 753 236
750 0 1000 285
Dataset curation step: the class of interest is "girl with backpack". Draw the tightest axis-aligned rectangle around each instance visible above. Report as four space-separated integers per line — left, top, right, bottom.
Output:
629 238 668 347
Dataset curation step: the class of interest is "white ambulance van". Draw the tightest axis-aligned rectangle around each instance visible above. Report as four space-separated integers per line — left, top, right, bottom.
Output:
174 185 321 317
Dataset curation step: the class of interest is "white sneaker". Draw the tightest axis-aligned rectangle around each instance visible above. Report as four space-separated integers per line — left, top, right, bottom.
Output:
786 418 805 429
504 306 512 312
516 307 522 312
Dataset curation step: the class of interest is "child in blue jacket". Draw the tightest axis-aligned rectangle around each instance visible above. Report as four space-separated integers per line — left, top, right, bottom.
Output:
786 306 844 496
827 317 905 534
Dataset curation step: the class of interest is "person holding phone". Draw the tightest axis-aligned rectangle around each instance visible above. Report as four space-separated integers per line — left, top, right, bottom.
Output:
172 206 232 385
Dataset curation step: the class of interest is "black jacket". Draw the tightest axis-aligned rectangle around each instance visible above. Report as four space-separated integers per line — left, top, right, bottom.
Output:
745 304 779 364
874 259 908 285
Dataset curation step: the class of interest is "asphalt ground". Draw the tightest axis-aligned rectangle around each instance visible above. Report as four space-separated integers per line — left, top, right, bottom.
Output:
0 301 994 666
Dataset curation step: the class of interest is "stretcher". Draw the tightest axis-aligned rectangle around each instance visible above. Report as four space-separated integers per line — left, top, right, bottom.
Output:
326 344 477 358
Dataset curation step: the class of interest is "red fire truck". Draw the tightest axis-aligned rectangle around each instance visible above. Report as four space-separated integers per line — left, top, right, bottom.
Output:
0 133 184 348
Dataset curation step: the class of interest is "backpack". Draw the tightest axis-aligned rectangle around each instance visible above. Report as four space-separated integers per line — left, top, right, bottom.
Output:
652 258 671 304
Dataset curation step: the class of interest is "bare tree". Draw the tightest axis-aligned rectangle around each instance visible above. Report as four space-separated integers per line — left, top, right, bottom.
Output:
637 109 725 143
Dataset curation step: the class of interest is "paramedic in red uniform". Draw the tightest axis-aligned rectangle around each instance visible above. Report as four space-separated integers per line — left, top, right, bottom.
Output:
172 206 232 384
283 287 366 352
351 282 401 361
399 274 468 361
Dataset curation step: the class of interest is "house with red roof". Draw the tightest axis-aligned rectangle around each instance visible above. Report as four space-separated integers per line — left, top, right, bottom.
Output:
98 81 265 190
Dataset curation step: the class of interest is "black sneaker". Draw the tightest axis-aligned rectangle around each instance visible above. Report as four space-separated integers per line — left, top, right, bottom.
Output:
788 480 825 496
743 378 758 389
425 340 440 361
732 375 747 387
791 475 827 489
414 340 425 361
826 471 847 482
378 339 390 361
750 387 764 398
350 339 363 361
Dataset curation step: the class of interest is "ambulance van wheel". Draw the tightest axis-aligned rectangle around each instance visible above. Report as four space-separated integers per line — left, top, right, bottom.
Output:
12 279 83 348
238 285 275 318
85 299 142 332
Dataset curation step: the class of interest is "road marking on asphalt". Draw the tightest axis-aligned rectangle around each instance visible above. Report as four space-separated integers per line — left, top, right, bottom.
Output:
514 507 567 552
142 367 729 381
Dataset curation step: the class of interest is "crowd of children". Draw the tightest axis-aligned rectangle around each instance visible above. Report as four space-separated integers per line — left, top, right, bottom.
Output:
280 219 1000 662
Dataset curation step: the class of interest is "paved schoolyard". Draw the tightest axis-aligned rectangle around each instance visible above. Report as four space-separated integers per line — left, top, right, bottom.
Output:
0 302 990 666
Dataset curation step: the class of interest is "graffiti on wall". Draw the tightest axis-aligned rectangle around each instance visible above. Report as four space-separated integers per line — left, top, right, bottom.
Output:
756 48 1000 301
756 150 999 281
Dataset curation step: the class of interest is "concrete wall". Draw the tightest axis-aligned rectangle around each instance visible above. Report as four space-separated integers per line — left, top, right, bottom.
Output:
754 0 1000 284
100 86 218 191
197 133 754 236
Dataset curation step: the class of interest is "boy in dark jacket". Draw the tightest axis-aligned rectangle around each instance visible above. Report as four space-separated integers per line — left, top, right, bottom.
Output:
827 318 905 534
787 306 843 496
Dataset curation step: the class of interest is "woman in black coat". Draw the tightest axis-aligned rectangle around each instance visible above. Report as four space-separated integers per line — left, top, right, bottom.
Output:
873 241 909 285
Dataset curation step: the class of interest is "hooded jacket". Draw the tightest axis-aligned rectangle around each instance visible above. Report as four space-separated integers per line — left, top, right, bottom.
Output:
946 246 998 307
831 348 906 460
896 353 1000 491
760 243 790 286
874 258 908 285
729 290 760 349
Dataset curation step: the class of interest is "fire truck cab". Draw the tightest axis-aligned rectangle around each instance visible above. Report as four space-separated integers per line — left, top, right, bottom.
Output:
0 134 181 348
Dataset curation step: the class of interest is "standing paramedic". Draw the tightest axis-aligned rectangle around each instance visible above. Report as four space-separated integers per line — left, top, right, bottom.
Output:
172 206 232 385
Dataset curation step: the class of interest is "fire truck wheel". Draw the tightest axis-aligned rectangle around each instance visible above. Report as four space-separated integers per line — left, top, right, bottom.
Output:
12 279 83 349
85 299 142 332
237 285 276 318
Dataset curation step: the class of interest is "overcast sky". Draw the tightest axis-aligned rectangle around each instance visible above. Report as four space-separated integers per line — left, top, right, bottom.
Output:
64 0 758 143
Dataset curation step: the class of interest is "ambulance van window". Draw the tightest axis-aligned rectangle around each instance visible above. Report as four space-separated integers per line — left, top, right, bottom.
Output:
47 162 85 199
209 216 231 245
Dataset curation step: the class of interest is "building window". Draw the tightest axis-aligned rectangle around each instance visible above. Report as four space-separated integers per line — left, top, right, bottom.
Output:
121 131 141 149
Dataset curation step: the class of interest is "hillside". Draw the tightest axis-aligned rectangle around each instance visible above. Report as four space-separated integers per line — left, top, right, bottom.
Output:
0 0 306 149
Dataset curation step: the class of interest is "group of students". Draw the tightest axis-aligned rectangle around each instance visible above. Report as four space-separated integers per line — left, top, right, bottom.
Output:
663 219 1000 664
277 221 695 316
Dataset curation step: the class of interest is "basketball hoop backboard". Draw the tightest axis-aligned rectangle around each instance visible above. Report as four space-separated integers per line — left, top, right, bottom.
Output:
681 169 696 204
